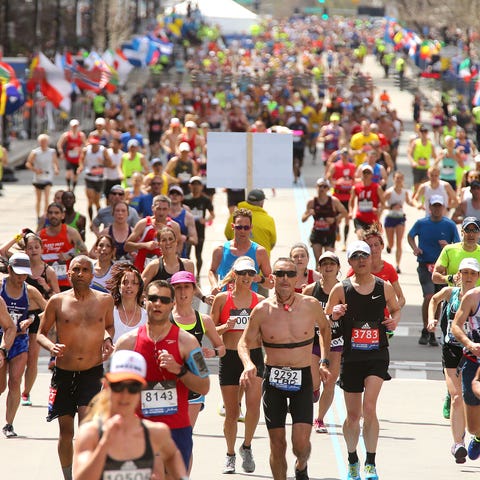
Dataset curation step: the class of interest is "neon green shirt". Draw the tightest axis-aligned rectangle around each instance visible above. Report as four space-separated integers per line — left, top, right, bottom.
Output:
436 243 480 286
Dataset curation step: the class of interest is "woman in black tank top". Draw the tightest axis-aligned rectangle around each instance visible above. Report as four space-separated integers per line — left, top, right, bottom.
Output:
302 251 342 434
73 350 187 480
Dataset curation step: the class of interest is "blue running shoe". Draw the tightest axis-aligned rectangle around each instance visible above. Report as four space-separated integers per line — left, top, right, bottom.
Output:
364 464 378 480
347 462 361 480
468 437 480 460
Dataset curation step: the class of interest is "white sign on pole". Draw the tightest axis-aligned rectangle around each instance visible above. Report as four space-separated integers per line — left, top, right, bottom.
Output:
206 132 293 189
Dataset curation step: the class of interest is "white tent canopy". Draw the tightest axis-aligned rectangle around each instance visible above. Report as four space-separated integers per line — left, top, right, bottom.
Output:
167 0 258 35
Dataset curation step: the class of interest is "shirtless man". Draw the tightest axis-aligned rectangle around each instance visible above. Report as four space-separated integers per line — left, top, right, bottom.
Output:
239 257 331 480
37 256 114 480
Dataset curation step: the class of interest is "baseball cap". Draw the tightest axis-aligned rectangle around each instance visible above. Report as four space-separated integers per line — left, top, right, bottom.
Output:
185 120 197 128
470 180 480 189
95 117 106 126
318 251 340 265
88 135 100 144
316 177 330 187
170 271 196 285
105 350 147 386
361 164 373 173
179 142 191 152
69 119 79 127
247 189 266 202
347 241 371 259
459 257 480 272
189 176 203 184
340 147 349 155
9 252 32 275
234 257 257 272
294 105 302 113
330 112 340 121
110 185 125 194
170 117 181 126
429 195 445 206
127 139 139 149
168 185 184 196
462 216 480 230
419 124 429 132
285 105 294 112
151 157 164 166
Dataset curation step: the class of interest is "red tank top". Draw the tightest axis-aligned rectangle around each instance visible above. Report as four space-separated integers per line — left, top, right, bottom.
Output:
332 160 356 202
134 324 190 429
64 131 83 165
219 291 259 332
134 216 162 272
354 183 380 224
294 269 315 293
179 133 197 153
39 224 74 288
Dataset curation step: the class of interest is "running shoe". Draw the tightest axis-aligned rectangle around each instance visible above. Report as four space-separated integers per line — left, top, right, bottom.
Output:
386 246 392 254
347 462 361 480
364 464 379 480
428 332 439 346
218 403 226 417
418 328 429 345
239 444 255 473
295 465 309 480
314 418 328 433
2 424 17 438
468 437 480 460
223 454 236 474
452 443 467 464
443 393 451 420
238 406 245 423
21 394 32 406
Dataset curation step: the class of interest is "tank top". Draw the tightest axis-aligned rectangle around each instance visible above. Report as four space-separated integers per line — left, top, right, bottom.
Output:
173 160 194 190
443 288 463 347
423 183 448 213
311 281 342 346
219 291 259 332
84 145 106 181
108 224 132 261
312 196 336 234
386 188 407 218
1 280 29 333
134 217 162 273
91 263 114 293
101 421 154 478
294 269 315 293
341 277 388 361
113 307 148 343
439 149 457 181
354 183 379 224
26 264 50 299
121 152 143 187
178 133 198 153
171 310 205 345
105 148 124 181
324 125 340 152
217 241 259 292
152 257 186 282
464 300 480 361
465 198 480 219
39 224 74 288
67 212 81 231
412 139 433 170
64 131 83 164
31 147 56 183
134 324 190 429
332 160 356 202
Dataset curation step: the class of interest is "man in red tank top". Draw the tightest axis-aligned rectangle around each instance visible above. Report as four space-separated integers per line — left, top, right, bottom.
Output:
114 279 210 471
38 203 88 290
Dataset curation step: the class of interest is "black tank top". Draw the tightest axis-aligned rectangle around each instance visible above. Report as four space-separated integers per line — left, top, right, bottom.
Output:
312 281 342 343
108 224 132 260
170 310 205 345
152 257 185 282
102 421 154 477
26 264 50 299
341 277 388 361
312 196 336 234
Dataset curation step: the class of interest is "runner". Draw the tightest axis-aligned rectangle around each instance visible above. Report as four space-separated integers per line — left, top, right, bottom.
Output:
57 119 86 192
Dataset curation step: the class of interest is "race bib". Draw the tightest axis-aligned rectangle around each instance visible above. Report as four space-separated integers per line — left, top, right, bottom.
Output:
103 468 151 480
177 171 191 182
191 207 203 221
67 149 79 158
417 157 427 167
358 199 373 212
90 166 104 177
52 261 67 280
331 336 344 348
351 322 379 350
144 255 159 268
313 218 330 231
229 308 251 331
269 367 302 391
141 380 177 416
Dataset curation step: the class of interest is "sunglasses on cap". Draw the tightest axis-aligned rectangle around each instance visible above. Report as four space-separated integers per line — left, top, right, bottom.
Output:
147 295 173 304
350 252 370 260
233 225 251 231
109 381 143 394
273 270 297 278
235 270 256 277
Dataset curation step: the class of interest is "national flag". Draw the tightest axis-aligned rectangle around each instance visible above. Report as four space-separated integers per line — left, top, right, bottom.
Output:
0 80 7 115
473 80 480 106
147 34 174 57
0 62 15 83
459 58 475 82
103 49 133 86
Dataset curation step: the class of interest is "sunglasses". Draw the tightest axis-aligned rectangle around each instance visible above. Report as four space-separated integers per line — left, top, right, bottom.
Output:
235 270 256 277
350 252 370 260
317 185 329 189
111 192 124 196
273 270 297 278
147 295 173 304
151 182 163 185
463 228 480 234
109 381 143 394
233 225 251 231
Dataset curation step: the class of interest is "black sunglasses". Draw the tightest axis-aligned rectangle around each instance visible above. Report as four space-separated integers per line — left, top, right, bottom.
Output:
463 228 480 234
235 270 256 277
233 225 251 231
350 252 370 260
109 381 143 394
147 295 173 304
111 192 125 196
273 270 297 278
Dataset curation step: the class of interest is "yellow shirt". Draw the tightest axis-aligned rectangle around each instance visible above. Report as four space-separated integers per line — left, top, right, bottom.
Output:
350 132 379 166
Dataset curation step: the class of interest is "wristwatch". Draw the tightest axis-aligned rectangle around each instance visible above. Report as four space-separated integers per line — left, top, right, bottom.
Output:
176 365 188 378
320 358 330 367
0 347 8 359
447 274 454 284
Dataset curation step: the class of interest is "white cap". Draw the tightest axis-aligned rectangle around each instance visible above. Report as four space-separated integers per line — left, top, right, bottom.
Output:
95 117 106 125
105 350 147 386
347 241 371 259
170 117 181 126
459 257 480 272
429 194 445 206
233 257 257 272
316 177 330 187
69 119 79 127
9 252 32 275
361 164 373 172
185 120 197 128
179 142 191 152
127 139 139 149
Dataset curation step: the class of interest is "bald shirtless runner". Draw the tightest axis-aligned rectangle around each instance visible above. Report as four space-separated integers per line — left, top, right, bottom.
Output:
239 257 331 480
37 255 114 480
